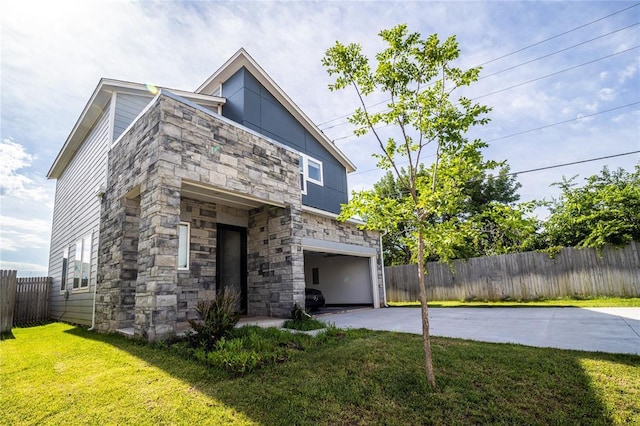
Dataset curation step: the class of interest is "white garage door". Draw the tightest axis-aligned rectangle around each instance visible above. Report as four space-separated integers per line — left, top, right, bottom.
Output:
303 253 373 305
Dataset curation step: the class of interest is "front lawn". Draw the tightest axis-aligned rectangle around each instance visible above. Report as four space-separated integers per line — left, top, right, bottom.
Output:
389 296 640 308
1 323 638 425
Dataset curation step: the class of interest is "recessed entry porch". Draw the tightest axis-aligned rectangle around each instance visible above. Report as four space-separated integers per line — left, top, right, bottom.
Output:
101 179 305 340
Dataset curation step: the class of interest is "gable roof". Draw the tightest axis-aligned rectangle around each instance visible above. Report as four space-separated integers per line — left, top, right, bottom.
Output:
196 48 356 173
47 79 225 179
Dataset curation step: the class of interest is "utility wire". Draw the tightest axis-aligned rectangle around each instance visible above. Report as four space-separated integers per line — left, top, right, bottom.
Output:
348 100 640 177
350 150 639 180
473 46 639 101
507 151 640 177
317 2 640 128
485 102 640 143
331 47 639 143
479 22 640 81
479 3 639 66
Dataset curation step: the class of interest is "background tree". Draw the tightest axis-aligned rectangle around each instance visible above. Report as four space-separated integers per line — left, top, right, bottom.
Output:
323 24 536 388
541 165 640 250
375 164 529 265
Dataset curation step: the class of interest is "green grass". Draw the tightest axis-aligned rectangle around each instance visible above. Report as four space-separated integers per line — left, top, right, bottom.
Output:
282 317 326 331
1 323 639 425
388 296 640 308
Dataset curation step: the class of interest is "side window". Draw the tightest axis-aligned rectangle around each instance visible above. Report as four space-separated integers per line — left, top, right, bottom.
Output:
178 222 190 270
81 234 91 289
72 235 92 290
299 155 307 194
299 154 323 192
307 158 323 185
61 247 69 291
73 239 82 289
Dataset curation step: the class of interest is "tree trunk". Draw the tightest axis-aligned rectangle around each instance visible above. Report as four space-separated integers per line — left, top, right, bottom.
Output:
417 232 436 388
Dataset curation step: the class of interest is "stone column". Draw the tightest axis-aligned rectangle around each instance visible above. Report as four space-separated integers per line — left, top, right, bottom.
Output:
247 205 304 317
134 174 181 341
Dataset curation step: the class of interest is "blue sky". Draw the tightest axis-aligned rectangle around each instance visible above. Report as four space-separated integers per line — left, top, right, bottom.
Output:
1 1 639 275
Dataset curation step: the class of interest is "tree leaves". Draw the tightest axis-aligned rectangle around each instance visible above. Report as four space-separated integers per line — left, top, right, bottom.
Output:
542 165 640 250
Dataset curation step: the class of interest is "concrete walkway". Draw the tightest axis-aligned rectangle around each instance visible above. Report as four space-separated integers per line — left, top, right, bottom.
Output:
318 307 640 355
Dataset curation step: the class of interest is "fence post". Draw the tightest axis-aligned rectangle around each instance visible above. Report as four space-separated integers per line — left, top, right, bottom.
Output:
1 270 18 334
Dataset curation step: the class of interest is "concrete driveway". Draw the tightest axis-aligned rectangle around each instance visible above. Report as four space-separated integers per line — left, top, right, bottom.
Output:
318 307 640 355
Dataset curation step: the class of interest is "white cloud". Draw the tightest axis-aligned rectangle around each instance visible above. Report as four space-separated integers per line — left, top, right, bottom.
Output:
0 139 51 202
597 88 616 101
618 62 638 84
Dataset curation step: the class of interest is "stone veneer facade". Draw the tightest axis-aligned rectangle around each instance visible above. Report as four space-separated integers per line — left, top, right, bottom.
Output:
95 92 381 341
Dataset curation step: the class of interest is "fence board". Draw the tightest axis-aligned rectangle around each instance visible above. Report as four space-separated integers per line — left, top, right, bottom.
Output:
1 270 18 333
13 277 51 326
385 242 640 302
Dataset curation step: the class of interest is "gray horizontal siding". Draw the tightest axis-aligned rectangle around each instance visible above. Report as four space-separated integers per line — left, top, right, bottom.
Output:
113 93 153 142
48 101 112 326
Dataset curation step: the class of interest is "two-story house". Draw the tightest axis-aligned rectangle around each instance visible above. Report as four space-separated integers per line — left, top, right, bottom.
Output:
47 49 385 341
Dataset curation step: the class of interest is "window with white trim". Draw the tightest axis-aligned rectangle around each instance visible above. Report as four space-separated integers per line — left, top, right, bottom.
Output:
178 222 190 270
72 234 92 290
299 154 324 194
60 247 69 292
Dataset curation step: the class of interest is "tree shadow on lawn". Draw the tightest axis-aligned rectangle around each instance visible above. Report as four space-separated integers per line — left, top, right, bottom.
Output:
63 326 636 425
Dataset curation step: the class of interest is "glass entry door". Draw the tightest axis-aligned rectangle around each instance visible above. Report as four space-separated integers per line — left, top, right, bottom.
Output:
216 225 247 313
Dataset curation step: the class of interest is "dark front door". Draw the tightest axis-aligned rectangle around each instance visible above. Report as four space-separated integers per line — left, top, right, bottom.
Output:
216 224 247 313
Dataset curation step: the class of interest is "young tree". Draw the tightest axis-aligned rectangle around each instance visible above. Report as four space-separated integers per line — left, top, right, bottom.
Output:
323 24 534 388
542 165 640 250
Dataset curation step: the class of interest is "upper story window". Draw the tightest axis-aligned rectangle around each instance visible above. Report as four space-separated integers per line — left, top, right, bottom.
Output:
299 154 323 195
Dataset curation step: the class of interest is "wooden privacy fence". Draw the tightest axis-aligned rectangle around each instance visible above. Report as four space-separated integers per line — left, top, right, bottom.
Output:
1 270 18 333
385 242 640 302
0 271 51 331
14 277 51 326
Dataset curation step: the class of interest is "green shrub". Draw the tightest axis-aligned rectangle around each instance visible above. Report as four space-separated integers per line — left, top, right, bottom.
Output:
188 288 241 350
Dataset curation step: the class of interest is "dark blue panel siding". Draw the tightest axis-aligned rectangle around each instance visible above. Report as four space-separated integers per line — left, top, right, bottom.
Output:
223 90 244 124
243 90 261 130
221 67 349 213
261 97 306 148
221 68 245 124
303 184 348 214
322 161 347 195
222 68 245 99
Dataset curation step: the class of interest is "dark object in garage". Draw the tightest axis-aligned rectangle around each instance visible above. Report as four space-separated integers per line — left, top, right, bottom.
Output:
305 288 325 310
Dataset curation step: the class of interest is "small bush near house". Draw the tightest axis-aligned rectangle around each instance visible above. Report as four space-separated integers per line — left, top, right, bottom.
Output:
187 288 240 350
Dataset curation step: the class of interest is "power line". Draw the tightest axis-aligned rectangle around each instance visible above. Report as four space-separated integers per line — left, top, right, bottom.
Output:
473 46 639 101
485 102 640 144
331 47 639 143
347 102 640 176
508 151 640 177
350 101 640 175
479 22 639 81
479 3 640 66
317 3 640 128
349 150 640 180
